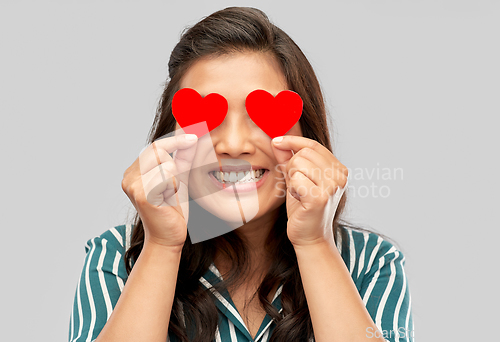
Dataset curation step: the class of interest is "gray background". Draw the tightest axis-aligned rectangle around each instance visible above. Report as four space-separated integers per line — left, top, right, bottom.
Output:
1 0 498 340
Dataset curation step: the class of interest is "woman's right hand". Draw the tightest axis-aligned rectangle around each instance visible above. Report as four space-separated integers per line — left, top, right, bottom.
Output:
121 133 198 248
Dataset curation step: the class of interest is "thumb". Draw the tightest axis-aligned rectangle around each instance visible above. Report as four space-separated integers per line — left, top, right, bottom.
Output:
171 134 198 186
271 141 293 182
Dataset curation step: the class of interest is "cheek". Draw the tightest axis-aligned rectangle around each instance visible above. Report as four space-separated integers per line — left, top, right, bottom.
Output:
262 168 287 201
286 122 302 137
262 174 287 209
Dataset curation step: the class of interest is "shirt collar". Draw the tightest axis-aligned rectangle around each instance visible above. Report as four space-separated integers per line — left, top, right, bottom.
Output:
199 262 284 341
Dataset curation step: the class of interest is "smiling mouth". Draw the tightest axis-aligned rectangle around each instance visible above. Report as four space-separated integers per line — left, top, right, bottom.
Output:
209 169 268 184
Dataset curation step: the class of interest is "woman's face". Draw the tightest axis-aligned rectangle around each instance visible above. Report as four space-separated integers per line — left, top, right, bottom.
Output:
176 51 302 227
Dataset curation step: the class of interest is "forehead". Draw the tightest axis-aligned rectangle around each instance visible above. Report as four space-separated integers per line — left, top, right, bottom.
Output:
179 52 288 97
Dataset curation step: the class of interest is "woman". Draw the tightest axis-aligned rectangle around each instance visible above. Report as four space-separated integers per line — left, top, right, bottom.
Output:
69 7 413 342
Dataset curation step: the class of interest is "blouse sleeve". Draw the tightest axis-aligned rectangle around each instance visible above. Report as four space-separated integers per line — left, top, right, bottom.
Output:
68 227 128 342
359 238 414 342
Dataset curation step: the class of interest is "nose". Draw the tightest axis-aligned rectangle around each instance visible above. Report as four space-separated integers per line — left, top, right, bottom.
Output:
211 105 256 158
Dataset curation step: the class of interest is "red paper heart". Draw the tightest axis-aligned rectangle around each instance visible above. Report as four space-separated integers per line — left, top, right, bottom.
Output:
245 90 303 139
172 88 228 138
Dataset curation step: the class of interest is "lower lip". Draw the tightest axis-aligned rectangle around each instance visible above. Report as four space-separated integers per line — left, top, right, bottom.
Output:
208 170 269 193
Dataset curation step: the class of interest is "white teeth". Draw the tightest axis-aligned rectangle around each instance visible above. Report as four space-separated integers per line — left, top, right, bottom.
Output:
212 169 266 183
237 171 244 181
229 172 237 182
241 171 252 182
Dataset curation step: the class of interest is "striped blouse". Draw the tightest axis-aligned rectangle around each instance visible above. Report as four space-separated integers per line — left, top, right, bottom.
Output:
69 224 414 342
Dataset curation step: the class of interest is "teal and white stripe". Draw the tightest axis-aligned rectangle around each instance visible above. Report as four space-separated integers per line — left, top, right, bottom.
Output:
69 224 413 342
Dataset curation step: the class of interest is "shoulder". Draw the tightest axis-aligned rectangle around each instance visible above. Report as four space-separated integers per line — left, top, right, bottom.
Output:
336 226 413 335
336 225 405 286
84 223 135 255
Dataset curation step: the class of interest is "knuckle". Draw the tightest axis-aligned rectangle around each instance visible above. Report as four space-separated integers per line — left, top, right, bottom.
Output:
329 164 348 181
121 178 129 193
133 186 148 204
288 155 303 171
307 139 319 150
324 167 334 180
298 147 311 157
121 175 135 195
135 195 148 208
339 176 348 188
161 160 176 173
291 170 303 180
333 162 348 176
127 181 140 197
122 166 132 180
342 166 349 178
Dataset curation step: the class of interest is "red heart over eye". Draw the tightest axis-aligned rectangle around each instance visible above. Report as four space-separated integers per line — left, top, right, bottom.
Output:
172 88 228 138
245 89 303 139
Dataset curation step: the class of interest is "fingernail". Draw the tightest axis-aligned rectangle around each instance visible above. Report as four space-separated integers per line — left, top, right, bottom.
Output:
185 134 198 141
272 136 284 144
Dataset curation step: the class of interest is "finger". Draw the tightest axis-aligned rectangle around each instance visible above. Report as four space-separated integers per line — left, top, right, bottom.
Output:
290 147 348 189
271 140 294 180
172 136 199 186
287 170 315 204
272 135 333 162
142 161 179 206
156 133 199 186
162 181 189 221
139 134 198 176
286 155 322 187
154 133 198 154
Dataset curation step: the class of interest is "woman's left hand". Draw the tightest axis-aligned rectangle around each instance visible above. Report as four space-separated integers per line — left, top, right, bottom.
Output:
271 135 349 248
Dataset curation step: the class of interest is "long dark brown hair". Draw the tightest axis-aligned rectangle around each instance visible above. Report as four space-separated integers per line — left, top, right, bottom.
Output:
124 7 356 342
